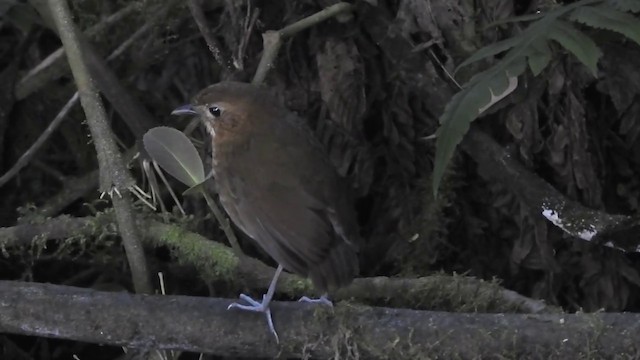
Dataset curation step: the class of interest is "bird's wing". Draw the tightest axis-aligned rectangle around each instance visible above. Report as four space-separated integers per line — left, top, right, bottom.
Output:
227 164 349 269
216 118 359 289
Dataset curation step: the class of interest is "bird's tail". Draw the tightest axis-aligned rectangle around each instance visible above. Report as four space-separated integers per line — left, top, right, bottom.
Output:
308 240 359 292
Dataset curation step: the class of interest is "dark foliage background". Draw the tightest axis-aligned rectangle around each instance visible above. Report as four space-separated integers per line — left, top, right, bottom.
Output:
1 0 639 358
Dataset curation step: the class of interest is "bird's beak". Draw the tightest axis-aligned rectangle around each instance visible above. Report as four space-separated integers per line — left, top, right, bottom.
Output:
171 104 197 116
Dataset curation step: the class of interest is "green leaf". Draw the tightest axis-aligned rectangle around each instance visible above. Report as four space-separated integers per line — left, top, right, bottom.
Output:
143 126 205 187
484 12 546 28
527 39 552 75
480 59 525 113
432 93 479 197
182 182 206 197
182 171 213 196
433 58 526 195
570 5 640 46
432 0 603 196
455 36 522 72
547 20 602 76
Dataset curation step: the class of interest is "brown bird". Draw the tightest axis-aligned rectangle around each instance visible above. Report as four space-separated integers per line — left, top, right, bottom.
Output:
172 81 359 341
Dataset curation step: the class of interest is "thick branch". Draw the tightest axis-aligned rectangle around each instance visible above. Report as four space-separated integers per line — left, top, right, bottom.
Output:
0 215 556 314
46 0 151 294
462 126 639 252
356 2 640 252
0 281 637 359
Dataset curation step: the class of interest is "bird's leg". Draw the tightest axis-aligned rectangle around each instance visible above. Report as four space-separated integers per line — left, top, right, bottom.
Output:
298 293 333 308
227 264 283 342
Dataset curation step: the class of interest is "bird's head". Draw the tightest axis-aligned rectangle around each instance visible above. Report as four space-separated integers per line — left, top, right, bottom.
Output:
171 81 280 139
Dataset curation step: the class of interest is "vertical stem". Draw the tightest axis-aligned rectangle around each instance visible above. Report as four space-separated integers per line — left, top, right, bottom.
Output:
47 0 152 294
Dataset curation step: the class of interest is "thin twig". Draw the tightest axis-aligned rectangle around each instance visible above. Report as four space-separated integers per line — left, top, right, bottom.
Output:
0 92 79 188
187 0 233 72
252 2 354 85
16 1 142 100
235 4 260 71
106 19 154 61
1 5 166 190
39 147 138 217
153 160 185 216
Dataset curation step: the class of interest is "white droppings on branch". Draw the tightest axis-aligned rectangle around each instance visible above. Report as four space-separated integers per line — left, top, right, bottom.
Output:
541 207 597 241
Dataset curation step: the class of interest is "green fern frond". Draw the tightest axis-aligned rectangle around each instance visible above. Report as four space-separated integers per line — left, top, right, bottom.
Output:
526 39 552 75
433 10 569 195
455 36 524 72
432 0 638 196
484 13 545 28
570 5 640 45
547 20 602 76
433 59 527 195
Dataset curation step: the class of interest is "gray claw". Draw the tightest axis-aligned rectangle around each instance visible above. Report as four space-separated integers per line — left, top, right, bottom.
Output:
227 293 279 342
298 295 333 308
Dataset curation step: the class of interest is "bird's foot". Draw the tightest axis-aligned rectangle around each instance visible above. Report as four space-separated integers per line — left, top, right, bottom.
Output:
228 293 279 343
298 295 333 308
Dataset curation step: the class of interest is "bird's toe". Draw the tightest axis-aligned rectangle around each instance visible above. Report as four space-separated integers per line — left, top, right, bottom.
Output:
227 293 279 342
298 294 333 308
227 294 264 311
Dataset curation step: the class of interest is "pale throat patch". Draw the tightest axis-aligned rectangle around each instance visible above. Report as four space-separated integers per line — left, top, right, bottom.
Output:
203 120 218 166
204 121 216 138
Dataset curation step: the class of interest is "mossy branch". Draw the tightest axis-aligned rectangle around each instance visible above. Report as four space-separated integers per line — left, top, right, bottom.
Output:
0 280 636 359
0 214 555 314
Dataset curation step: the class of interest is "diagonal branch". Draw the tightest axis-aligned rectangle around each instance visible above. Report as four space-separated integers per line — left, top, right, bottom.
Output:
462 125 640 252
46 0 152 295
0 92 79 188
187 0 234 72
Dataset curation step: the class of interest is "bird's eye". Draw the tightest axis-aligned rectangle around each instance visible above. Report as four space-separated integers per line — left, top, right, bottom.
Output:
208 105 222 117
